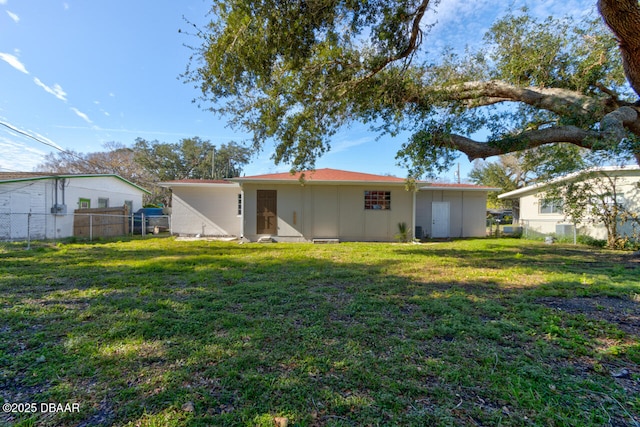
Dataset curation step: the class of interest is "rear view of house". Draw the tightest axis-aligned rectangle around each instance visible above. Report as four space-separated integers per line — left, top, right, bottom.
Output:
161 168 494 242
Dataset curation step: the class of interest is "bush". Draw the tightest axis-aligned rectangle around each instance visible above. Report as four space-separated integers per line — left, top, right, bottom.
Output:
395 222 410 242
577 235 606 248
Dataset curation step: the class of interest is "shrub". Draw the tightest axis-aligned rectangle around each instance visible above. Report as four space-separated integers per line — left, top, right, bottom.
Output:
577 235 606 248
395 222 410 242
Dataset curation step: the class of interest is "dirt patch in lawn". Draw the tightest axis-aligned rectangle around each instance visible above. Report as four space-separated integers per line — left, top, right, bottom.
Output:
538 295 640 337
538 294 640 424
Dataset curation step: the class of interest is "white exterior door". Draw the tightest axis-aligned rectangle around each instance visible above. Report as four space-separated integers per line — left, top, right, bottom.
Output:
431 202 450 238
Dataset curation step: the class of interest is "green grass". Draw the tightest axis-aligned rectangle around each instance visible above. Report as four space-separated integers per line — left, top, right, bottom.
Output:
0 237 638 426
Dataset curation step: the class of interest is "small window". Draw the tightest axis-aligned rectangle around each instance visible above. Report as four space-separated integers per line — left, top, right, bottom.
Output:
79 198 90 209
540 198 562 214
124 200 133 214
237 193 243 215
593 195 625 213
364 191 391 210
98 198 109 208
603 195 625 208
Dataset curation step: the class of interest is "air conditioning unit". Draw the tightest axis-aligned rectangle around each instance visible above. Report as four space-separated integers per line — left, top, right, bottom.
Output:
50 204 67 215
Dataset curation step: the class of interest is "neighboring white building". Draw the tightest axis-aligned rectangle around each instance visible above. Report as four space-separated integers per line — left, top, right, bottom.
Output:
0 173 149 240
161 168 495 242
498 166 640 240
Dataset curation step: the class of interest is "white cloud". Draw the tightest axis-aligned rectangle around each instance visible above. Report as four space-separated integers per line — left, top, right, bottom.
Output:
70 107 93 124
33 77 67 101
0 138 48 171
0 0 8 5
0 52 28 74
6 10 19 23
0 119 64 171
328 135 373 155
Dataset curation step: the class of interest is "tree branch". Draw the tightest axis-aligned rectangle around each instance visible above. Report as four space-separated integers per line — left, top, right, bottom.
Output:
444 126 596 161
364 0 432 78
600 105 639 139
441 106 640 161
433 80 606 118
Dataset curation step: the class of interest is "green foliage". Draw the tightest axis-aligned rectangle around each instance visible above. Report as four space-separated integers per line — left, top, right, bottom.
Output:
37 138 252 205
395 221 410 242
133 138 251 181
577 235 607 248
486 11 625 93
184 3 632 176
521 144 587 182
396 128 460 179
469 155 524 208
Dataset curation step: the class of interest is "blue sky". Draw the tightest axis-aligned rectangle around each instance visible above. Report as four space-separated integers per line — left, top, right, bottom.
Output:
1 0 595 181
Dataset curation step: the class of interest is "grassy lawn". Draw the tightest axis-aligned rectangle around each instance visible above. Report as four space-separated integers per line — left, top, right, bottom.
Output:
0 237 638 426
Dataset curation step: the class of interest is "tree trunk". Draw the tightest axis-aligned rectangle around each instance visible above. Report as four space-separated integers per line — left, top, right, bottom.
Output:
598 0 640 98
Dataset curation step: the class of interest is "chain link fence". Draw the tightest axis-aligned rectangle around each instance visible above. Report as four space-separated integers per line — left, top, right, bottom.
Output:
486 217 584 241
0 211 171 251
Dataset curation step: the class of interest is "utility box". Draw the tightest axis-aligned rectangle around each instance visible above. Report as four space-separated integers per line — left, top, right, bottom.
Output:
50 204 67 215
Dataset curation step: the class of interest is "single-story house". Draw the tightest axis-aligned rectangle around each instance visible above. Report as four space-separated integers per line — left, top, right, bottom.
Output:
0 173 149 241
498 165 640 240
160 168 496 242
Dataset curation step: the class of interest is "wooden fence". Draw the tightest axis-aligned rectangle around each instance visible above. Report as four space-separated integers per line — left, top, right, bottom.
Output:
73 206 130 238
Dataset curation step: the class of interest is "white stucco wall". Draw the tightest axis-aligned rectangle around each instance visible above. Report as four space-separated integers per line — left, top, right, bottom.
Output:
241 183 415 242
415 190 488 238
517 193 567 236
0 181 48 240
169 184 242 237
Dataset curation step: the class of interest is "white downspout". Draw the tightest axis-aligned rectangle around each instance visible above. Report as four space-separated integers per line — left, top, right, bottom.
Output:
412 190 417 240
240 185 245 241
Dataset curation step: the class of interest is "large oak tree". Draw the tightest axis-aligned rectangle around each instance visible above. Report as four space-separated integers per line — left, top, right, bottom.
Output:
184 0 640 177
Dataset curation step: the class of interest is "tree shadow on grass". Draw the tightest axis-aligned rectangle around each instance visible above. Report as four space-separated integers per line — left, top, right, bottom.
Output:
0 240 638 426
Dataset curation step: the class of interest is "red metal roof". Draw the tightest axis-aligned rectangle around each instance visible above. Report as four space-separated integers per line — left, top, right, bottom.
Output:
236 168 407 183
419 182 496 189
161 179 231 184
234 168 496 190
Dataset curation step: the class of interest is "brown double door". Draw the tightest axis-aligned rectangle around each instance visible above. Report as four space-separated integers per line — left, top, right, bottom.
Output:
257 190 277 234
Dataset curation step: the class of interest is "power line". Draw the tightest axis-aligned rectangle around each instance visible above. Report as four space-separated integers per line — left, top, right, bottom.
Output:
0 120 107 172
0 120 64 153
